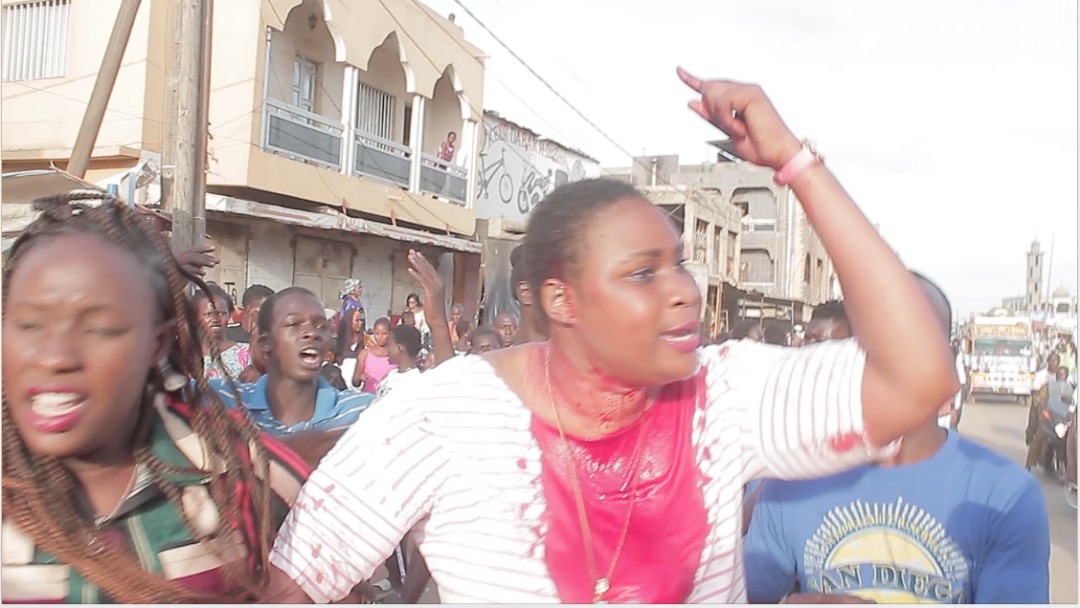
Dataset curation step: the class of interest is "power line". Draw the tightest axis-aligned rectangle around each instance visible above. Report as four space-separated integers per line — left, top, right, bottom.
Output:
450 0 635 161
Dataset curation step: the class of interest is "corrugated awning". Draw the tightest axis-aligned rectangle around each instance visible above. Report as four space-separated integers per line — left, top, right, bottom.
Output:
2 168 169 239
205 194 482 254
1 168 104 204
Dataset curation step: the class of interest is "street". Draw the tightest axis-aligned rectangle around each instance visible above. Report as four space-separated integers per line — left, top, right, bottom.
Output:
961 396 1078 603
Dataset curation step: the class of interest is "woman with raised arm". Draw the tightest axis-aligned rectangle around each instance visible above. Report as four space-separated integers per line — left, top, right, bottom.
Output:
264 70 958 603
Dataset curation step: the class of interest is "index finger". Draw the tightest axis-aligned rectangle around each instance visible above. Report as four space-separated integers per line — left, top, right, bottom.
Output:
676 66 703 93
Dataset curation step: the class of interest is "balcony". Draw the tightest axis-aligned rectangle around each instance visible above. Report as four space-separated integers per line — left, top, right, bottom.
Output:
419 154 467 205
354 131 411 188
262 99 344 170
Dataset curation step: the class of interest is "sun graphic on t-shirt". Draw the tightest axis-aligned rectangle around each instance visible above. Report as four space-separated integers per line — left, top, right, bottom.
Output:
803 498 969 604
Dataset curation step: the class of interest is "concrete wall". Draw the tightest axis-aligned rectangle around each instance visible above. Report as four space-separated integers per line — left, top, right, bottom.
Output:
360 36 409 141
204 213 469 320
2 0 485 236
475 113 600 222
608 156 834 305
1 0 154 158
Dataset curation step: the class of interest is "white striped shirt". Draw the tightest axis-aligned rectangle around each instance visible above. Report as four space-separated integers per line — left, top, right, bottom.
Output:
270 338 896 603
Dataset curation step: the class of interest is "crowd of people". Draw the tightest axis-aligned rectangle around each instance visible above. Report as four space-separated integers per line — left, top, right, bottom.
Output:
0 68 1059 604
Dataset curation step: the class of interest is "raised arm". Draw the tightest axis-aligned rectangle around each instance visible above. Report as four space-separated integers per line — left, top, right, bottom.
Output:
407 250 455 366
678 68 958 446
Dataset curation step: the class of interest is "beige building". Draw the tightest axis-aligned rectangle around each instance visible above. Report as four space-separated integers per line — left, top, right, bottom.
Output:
2 0 485 318
605 144 837 324
641 185 742 335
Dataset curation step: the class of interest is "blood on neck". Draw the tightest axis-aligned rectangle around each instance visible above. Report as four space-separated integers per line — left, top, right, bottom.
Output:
543 342 650 435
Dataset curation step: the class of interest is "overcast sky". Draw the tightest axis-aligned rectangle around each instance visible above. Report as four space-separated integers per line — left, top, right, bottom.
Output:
423 0 1078 317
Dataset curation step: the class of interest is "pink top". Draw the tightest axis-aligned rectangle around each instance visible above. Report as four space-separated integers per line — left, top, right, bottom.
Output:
361 352 396 395
532 371 709 603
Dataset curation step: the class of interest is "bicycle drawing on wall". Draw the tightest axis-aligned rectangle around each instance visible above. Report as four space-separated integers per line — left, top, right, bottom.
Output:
477 148 513 204
518 167 568 215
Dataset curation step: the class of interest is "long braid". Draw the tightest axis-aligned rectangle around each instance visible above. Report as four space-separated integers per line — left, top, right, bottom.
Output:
1 193 275 602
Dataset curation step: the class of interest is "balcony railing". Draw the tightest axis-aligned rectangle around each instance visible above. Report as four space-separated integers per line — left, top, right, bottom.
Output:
259 98 472 206
419 153 467 205
742 219 778 234
353 131 411 188
262 98 343 170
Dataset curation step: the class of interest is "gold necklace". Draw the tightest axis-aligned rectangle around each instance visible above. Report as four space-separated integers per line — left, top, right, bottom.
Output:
544 348 650 604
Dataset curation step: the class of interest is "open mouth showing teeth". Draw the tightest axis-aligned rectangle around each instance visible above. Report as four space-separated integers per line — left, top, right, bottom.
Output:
662 330 697 341
30 392 87 418
299 348 321 365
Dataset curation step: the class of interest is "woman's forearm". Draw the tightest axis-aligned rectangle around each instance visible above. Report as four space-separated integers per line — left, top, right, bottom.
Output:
789 162 959 444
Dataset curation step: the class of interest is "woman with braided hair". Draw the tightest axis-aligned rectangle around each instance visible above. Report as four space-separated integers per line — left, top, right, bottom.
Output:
0 192 323 602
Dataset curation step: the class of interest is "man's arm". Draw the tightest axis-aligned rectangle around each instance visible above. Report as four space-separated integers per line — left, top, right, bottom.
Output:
743 483 800 603
972 477 1050 603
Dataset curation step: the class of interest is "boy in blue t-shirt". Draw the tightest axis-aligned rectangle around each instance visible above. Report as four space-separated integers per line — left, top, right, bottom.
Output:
743 273 1050 604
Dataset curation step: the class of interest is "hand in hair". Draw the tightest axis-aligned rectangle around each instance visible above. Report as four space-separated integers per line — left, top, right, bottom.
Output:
676 67 802 170
174 244 219 277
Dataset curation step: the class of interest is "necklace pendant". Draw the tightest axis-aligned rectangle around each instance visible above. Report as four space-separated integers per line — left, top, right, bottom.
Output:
593 577 610 603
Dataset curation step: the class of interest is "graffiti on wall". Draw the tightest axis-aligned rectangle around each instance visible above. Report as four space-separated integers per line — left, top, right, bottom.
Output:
475 115 598 222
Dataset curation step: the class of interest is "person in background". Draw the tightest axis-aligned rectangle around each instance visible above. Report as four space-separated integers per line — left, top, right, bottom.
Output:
193 284 251 379
319 348 348 392
454 319 473 353
494 311 520 348
509 244 548 345
335 308 365 390
339 278 364 331
238 322 268 382
1028 352 1066 446
439 131 457 165
400 310 416 329
1 193 313 602
263 69 959 604
713 331 732 345
354 318 395 395
376 325 424 401
744 272 1049 604
731 319 764 342
1060 341 1077 377
226 284 274 344
803 300 851 345
211 287 374 445
448 303 466 343
405 293 430 344
468 326 503 354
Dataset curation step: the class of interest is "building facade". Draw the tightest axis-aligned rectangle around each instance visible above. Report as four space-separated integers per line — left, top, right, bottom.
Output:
2 0 486 318
475 110 600 223
642 185 742 336
472 111 600 325
1025 240 1045 312
604 146 837 328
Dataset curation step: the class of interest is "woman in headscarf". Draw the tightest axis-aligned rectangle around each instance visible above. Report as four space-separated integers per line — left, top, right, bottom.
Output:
339 278 364 324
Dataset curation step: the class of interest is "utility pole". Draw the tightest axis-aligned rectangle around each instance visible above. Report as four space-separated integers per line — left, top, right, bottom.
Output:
67 0 143 179
162 0 213 251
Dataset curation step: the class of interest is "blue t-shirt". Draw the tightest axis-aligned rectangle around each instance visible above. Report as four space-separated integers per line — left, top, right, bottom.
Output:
210 375 374 437
744 431 1049 604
